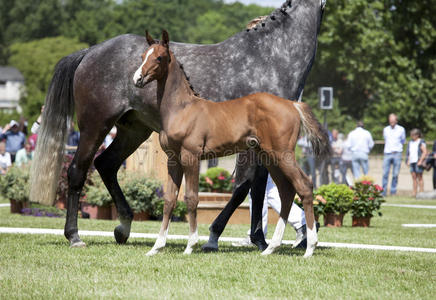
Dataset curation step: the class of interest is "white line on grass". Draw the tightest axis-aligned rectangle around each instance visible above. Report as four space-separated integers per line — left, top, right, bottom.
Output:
383 204 436 209
0 203 11 207
1 227 435 253
402 224 436 228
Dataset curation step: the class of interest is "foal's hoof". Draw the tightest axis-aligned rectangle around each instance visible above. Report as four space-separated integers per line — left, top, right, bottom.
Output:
261 246 275 256
114 225 129 244
201 242 219 252
70 240 86 248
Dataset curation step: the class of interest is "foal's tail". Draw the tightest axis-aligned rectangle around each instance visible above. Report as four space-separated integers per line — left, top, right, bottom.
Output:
293 102 331 158
29 49 89 206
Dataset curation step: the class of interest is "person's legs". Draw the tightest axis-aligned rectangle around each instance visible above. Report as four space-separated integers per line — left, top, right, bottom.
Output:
390 152 402 195
382 154 392 196
411 168 418 197
351 154 361 179
417 170 424 193
362 157 369 175
307 155 317 189
433 167 436 190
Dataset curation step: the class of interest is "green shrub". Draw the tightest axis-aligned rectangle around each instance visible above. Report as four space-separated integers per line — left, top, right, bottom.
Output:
351 181 385 218
314 183 354 215
199 167 234 193
151 200 187 221
123 174 164 213
0 166 30 203
84 172 113 207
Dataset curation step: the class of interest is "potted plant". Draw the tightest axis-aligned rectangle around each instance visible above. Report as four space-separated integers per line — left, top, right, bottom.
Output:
199 167 234 193
0 166 29 213
123 175 164 221
294 194 326 222
314 183 354 227
82 172 114 220
351 180 384 227
151 199 187 222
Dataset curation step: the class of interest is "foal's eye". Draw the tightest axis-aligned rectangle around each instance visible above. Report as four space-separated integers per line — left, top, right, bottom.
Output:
157 56 162 62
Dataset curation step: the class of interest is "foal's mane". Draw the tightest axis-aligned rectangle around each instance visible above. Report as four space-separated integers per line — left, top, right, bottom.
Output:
177 60 200 97
245 0 294 32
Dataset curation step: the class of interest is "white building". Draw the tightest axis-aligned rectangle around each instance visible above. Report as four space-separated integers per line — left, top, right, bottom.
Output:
0 66 24 113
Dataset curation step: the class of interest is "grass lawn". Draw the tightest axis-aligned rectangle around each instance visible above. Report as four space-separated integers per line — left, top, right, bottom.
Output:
0 196 435 299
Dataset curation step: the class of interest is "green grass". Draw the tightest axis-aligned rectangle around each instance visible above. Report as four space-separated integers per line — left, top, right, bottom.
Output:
0 196 435 299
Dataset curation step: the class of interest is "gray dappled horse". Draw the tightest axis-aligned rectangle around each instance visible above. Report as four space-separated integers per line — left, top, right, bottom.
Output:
29 0 326 249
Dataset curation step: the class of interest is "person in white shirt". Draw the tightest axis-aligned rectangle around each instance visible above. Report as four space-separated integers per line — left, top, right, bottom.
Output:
347 121 374 179
341 134 353 185
382 114 406 196
406 129 428 197
0 141 12 175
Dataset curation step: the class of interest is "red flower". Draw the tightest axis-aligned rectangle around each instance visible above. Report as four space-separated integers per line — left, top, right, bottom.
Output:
374 184 383 192
369 197 374 201
218 175 226 180
205 177 213 186
361 181 371 185
231 178 235 183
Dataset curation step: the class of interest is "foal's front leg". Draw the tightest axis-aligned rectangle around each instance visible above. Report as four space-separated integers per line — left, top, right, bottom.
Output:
182 153 200 255
146 158 183 256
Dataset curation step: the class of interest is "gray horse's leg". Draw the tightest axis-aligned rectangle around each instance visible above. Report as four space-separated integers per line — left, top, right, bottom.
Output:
65 129 107 247
202 150 267 252
94 116 153 244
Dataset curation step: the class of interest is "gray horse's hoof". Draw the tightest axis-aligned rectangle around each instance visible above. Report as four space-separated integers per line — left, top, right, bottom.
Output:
70 240 86 248
114 225 129 244
201 242 219 252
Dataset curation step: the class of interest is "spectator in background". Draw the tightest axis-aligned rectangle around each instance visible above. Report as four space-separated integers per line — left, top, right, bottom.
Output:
298 135 317 188
29 105 44 150
330 129 343 183
406 129 428 197
15 141 34 167
0 141 12 175
66 121 80 154
0 120 26 162
341 133 353 185
347 121 374 179
432 141 436 191
103 127 117 149
382 114 406 196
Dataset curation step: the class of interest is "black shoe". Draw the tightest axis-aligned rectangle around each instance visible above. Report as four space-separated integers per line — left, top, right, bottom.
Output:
294 221 320 249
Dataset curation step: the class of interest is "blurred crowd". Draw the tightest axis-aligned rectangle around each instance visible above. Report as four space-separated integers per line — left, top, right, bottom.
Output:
0 106 117 175
297 114 436 197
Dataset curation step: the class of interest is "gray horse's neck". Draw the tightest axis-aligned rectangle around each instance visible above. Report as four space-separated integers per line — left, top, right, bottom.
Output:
178 0 323 102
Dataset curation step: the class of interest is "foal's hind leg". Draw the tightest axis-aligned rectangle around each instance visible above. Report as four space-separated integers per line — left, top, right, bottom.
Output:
181 153 200 255
275 156 318 257
260 166 295 256
94 121 152 244
146 157 183 256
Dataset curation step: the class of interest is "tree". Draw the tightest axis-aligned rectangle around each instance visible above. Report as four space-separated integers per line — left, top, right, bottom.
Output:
8 37 88 122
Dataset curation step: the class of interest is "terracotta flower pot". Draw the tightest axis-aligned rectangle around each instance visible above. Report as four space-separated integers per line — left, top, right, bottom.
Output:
324 213 344 227
352 216 371 227
10 199 28 214
133 211 150 221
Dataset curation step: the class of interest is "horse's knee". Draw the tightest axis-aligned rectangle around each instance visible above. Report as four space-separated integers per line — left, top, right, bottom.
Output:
184 194 199 213
94 154 119 177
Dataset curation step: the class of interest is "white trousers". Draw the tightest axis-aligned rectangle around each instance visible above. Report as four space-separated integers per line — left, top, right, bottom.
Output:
249 174 306 236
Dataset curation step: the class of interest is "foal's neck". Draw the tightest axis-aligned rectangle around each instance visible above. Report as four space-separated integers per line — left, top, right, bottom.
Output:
157 56 200 128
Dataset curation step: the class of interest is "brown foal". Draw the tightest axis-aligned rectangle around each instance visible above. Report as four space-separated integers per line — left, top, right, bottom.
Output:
133 30 330 257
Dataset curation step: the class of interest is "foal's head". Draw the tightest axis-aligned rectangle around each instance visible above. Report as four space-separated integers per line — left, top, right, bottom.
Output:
133 30 171 88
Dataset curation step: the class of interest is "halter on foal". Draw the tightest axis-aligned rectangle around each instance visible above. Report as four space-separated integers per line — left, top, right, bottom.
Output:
133 30 330 257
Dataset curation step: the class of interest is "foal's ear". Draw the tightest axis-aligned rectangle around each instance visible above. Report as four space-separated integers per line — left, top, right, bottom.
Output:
145 30 155 46
161 29 169 48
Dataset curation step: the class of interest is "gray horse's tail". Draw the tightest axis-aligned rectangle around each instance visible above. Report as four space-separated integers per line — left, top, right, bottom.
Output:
29 49 88 206
293 102 331 158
